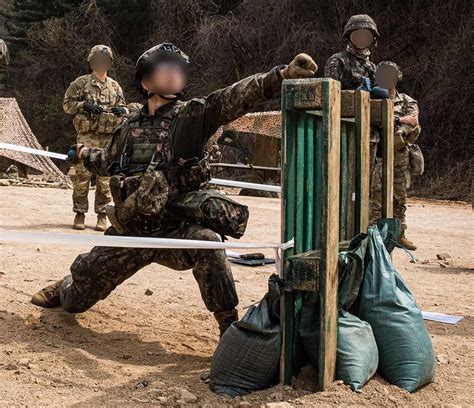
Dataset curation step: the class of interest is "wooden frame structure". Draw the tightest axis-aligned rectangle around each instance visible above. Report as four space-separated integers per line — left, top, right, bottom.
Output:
279 79 394 389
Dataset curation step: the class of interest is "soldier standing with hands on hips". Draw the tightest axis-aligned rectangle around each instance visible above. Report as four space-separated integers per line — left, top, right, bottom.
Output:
63 45 128 231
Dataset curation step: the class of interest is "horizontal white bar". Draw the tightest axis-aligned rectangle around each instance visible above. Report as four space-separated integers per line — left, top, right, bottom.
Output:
211 163 281 171
210 178 281 193
0 230 293 251
0 143 282 193
0 143 68 161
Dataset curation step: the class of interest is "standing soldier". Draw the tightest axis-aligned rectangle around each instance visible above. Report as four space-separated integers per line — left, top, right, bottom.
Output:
325 14 381 182
370 61 421 250
64 45 128 231
0 39 10 93
31 43 318 336
324 14 379 90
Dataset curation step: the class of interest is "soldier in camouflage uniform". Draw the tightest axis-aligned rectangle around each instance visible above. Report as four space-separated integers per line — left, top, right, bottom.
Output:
324 14 381 182
369 61 421 250
0 39 10 93
324 14 379 90
64 45 128 231
32 43 317 336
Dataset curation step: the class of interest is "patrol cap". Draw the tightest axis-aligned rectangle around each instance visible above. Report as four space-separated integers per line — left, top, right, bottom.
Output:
343 14 380 40
87 45 113 62
377 61 403 80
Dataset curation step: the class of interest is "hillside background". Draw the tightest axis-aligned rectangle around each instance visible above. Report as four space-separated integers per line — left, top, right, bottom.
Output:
0 0 472 200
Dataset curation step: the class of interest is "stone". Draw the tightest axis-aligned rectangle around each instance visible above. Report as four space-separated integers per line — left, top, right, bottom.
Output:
436 354 449 364
136 380 149 388
145 289 153 296
177 388 198 403
239 402 252 407
0 179 11 186
18 358 30 368
5 363 18 371
157 396 168 403
436 252 452 261
265 403 293 408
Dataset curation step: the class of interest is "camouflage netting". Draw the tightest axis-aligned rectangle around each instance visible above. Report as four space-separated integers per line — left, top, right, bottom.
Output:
0 97 65 179
211 111 281 144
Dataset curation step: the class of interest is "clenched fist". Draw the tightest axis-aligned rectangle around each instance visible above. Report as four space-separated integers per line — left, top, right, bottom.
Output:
281 53 318 79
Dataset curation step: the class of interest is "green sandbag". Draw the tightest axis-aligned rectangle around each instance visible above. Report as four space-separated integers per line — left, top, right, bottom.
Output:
337 310 379 391
358 227 435 392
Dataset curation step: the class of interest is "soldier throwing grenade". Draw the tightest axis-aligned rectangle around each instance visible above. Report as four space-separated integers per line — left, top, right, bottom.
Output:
64 45 128 231
32 43 317 336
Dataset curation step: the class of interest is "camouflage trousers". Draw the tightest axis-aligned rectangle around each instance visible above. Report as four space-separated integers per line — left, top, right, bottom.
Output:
73 132 111 214
58 223 238 314
369 147 411 231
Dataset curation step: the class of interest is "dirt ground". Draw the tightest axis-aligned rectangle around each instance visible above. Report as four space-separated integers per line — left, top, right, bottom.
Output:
0 186 472 407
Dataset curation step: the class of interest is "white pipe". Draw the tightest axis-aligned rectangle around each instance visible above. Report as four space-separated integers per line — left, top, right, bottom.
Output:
0 143 282 193
210 178 281 193
0 143 68 161
0 230 294 251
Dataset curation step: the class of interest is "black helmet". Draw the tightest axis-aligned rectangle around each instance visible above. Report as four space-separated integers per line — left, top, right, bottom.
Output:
343 14 380 40
135 42 189 98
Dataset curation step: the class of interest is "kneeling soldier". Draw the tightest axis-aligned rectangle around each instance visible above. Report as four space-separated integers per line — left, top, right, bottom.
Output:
32 43 317 336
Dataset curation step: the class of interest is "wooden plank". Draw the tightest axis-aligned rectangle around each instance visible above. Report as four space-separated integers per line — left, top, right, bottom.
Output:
346 125 356 239
370 100 382 124
341 90 355 117
317 79 341 391
304 117 314 251
339 123 348 241
296 113 306 253
280 81 296 385
355 90 371 233
381 99 394 218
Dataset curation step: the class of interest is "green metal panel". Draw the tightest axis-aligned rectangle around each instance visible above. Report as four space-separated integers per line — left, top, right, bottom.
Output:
304 117 315 252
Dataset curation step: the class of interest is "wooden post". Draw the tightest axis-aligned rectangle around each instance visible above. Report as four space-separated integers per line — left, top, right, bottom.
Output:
354 90 371 232
381 99 394 218
280 78 340 389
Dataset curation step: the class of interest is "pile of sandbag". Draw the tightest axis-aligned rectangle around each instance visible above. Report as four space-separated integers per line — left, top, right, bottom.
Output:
209 226 435 396
311 226 436 392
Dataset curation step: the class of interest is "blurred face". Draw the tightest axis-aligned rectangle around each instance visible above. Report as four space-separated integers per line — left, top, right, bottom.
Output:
376 66 399 89
89 53 112 72
141 61 187 97
350 29 374 49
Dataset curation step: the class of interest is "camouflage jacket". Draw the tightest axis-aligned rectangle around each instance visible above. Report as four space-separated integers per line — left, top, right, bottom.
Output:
83 67 283 176
63 73 126 134
324 45 376 90
393 91 421 140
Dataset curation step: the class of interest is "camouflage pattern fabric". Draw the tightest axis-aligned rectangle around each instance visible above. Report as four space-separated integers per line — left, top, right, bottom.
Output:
59 224 238 314
64 72 126 214
170 190 249 238
54 67 284 315
73 133 111 214
324 44 376 90
369 92 420 231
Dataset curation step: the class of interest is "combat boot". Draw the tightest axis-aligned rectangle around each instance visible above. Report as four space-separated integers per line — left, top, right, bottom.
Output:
398 234 417 251
96 213 107 232
214 308 238 337
73 213 85 230
31 279 64 308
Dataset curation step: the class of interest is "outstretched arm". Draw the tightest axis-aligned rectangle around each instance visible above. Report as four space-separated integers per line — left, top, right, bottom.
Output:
195 53 317 143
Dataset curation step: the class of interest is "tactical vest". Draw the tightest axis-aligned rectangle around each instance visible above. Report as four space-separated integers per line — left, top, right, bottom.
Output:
108 102 211 232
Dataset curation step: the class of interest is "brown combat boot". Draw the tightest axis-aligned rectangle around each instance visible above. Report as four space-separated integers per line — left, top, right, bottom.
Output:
398 234 417 251
95 213 107 232
31 279 64 308
73 213 85 230
214 308 238 337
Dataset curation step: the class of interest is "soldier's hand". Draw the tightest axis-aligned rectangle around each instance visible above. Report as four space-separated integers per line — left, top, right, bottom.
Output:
66 144 85 165
83 101 104 115
281 53 318 79
400 115 418 127
111 106 127 117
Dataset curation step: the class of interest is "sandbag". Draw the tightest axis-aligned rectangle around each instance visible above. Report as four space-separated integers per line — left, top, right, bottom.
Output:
210 275 281 397
336 310 379 391
358 227 435 392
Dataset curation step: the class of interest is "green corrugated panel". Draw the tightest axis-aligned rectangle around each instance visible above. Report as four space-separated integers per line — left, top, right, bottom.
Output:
339 123 348 241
